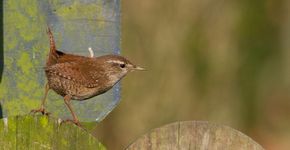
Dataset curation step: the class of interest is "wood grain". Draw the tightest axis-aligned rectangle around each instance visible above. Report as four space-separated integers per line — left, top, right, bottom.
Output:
0 115 105 150
126 121 264 150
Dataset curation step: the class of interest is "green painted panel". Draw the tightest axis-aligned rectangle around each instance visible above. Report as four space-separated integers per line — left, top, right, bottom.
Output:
0 0 121 122
0 115 106 149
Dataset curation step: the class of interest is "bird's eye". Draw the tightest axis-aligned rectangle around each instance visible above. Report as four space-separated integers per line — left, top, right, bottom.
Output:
120 63 126 68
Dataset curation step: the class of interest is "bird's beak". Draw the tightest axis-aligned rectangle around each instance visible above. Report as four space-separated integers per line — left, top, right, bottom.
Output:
134 66 146 71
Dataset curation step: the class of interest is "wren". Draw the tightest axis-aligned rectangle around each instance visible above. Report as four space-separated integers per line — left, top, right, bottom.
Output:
31 27 144 126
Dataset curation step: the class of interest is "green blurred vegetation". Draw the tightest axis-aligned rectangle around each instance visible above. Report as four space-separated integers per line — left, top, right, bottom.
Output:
93 0 290 149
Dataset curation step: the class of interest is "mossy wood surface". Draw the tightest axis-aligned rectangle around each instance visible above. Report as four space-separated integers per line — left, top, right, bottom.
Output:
0 115 106 150
1 0 120 122
127 121 264 150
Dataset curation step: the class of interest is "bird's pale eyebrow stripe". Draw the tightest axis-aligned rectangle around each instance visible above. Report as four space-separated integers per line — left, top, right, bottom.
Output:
106 60 124 64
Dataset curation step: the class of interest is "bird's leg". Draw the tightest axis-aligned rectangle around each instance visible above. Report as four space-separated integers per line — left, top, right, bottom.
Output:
63 95 81 126
30 83 50 115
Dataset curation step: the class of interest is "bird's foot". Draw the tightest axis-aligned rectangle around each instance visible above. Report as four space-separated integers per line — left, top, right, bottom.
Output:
61 119 82 127
30 108 50 116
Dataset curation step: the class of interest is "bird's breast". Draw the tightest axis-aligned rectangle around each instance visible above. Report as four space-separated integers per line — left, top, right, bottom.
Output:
47 75 112 101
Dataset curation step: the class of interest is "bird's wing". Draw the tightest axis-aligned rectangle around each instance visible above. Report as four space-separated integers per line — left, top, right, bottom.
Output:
45 61 104 88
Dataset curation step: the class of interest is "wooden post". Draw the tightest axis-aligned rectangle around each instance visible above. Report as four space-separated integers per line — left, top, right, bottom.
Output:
126 121 264 150
0 115 106 149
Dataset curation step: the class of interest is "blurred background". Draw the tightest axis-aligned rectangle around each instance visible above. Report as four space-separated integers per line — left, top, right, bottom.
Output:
93 0 290 149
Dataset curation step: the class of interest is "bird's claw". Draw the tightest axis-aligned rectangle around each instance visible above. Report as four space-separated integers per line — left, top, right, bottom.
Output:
30 108 51 116
61 119 82 127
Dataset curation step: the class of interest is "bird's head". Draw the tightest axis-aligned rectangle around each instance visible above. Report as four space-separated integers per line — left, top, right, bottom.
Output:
98 55 145 84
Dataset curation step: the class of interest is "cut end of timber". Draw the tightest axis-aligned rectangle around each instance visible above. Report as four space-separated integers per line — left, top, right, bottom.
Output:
126 121 265 150
0 115 106 150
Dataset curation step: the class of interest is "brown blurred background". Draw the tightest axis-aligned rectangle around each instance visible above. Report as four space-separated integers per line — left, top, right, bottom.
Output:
93 0 290 149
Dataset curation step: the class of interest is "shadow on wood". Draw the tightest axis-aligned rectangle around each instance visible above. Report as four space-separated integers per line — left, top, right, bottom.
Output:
126 121 264 150
0 115 105 150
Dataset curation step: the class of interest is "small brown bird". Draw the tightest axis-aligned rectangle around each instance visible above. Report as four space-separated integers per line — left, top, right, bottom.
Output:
31 27 144 126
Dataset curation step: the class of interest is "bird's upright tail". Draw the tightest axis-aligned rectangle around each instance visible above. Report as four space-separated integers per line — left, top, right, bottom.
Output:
46 26 59 66
45 26 85 66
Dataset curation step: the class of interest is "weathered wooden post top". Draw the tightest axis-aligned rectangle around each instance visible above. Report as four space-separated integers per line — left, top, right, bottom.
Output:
127 121 265 150
0 115 105 149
